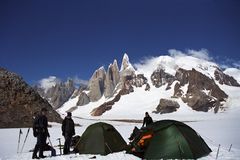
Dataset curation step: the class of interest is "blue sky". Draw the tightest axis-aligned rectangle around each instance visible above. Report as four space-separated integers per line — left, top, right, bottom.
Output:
1 0 240 84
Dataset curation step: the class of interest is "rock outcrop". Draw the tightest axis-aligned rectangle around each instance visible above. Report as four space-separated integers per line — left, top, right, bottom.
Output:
76 92 90 106
214 68 240 86
87 67 106 102
154 98 180 114
91 89 123 116
174 68 228 112
104 60 120 98
0 68 62 128
151 68 175 89
35 79 75 109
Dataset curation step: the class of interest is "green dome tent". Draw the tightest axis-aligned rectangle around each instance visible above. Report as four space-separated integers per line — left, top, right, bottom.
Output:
76 122 127 155
131 120 212 159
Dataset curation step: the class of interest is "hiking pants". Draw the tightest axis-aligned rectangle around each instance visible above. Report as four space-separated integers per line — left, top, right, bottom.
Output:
63 135 72 154
33 134 47 157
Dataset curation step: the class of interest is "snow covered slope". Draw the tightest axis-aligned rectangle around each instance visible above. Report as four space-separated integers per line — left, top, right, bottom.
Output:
224 68 240 83
58 50 240 121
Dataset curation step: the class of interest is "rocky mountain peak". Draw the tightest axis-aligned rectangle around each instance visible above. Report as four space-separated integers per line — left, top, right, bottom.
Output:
47 53 240 117
88 66 106 102
104 60 120 98
120 53 135 72
34 77 75 109
0 68 62 128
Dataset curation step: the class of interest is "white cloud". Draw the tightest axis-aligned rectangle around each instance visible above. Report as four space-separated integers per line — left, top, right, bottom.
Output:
38 76 61 92
187 49 212 61
233 61 240 68
72 76 88 86
168 48 212 61
168 49 185 57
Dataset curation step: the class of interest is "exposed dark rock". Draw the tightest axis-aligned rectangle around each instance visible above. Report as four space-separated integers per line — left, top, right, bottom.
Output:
151 68 175 88
145 83 150 91
154 98 180 114
0 68 62 128
214 68 240 86
91 89 124 116
181 88 219 112
172 82 183 98
174 68 228 112
133 74 148 87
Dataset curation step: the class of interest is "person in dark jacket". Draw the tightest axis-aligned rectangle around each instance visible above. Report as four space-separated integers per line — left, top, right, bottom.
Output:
32 108 50 159
62 112 75 154
142 112 153 128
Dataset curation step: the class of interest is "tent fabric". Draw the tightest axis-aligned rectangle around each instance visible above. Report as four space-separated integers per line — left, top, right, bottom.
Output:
136 120 212 159
76 122 127 155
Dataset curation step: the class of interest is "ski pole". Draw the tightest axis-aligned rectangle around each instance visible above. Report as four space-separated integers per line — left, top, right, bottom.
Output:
17 129 23 153
48 136 53 148
216 144 220 160
20 128 30 153
57 138 62 155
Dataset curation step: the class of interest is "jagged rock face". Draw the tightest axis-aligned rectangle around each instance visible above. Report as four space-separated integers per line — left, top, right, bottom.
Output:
0 68 62 128
133 74 148 87
34 79 75 109
91 73 149 116
104 60 120 98
182 88 219 112
154 99 180 114
71 85 87 99
120 74 148 95
214 68 240 86
120 53 133 71
173 82 183 97
76 92 90 106
120 54 135 86
48 80 75 109
174 68 228 112
88 67 106 102
151 68 175 89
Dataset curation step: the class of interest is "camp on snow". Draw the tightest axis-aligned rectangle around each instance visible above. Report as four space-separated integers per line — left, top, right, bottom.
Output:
128 119 212 159
73 120 211 159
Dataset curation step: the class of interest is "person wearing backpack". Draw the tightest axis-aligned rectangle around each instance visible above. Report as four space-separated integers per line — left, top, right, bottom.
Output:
32 108 50 159
62 112 75 154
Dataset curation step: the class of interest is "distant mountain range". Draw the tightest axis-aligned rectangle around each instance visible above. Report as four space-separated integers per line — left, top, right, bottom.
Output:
2 52 240 128
33 53 240 119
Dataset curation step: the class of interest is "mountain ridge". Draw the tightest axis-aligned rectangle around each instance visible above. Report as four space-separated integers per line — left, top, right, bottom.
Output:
56 52 240 119
0 68 62 128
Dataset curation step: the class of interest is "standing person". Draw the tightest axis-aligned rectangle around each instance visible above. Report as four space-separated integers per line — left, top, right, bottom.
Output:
142 112 153 128
62 112 75 154
32 108 50 159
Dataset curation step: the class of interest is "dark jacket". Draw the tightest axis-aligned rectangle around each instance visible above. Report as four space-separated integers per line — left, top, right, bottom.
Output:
142 116 153 127
62 117 75 137
33 114 49 137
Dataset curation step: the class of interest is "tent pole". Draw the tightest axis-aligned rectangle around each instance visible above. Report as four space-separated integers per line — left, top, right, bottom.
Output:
216 144 220 159
105 143 112 153
228 144 232 152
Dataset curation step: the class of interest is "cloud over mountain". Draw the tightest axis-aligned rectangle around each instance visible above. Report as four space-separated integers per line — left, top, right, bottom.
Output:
38 76 61 92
